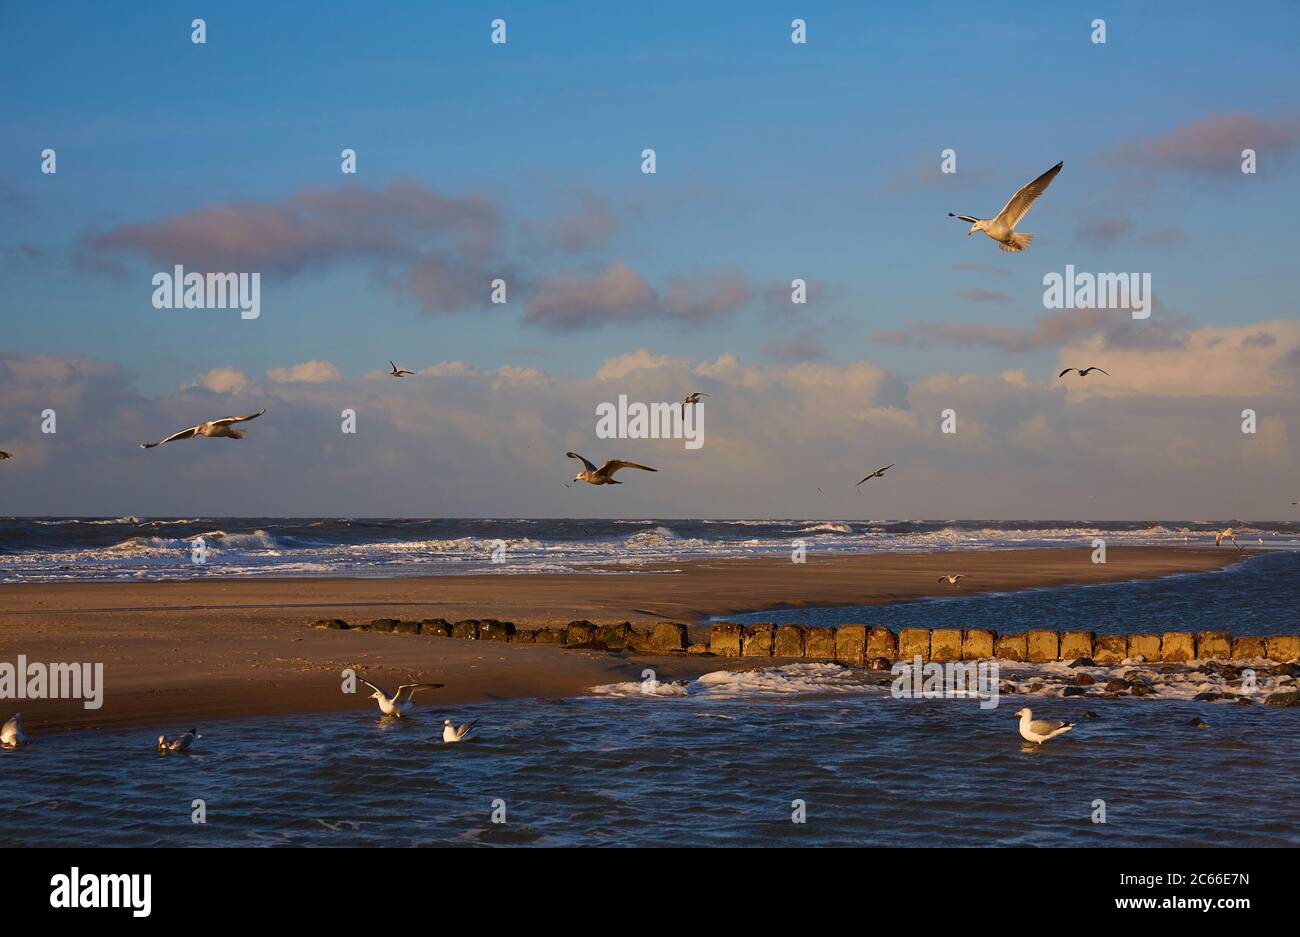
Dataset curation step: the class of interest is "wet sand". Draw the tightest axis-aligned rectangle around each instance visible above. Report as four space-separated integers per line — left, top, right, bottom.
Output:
0 546 1243 733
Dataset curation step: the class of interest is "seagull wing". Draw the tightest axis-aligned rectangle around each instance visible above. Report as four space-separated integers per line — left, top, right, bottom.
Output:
602 460 657 477
390 361 398 371
141 425 200 448
393 682 445 703
566 452 597 473
357 677 390 698
949 213 980 224
994 161 1063 228
210 408 267 427
1029 718 1069 735
457 720 478 740
1058 368 1076 378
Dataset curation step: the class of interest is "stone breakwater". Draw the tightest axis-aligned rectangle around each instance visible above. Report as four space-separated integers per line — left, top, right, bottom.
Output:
313 617 1300 664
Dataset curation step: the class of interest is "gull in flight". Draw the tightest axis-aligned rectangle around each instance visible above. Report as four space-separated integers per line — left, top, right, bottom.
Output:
0 451 11 461
388 361 414 377
1214 527 1242 550
938 574 964 586
856 464 895 485
682 392 709 407
567 452 657 486
1058 366 1109 378
141 408 266 448
442 719 478 743
157 728 201 753
2 713 26 748
358 678 444 717
950 161 1063 252
1014 708 1074 745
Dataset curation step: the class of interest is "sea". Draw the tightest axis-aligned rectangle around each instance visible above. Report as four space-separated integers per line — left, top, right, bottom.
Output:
2 518 1297 847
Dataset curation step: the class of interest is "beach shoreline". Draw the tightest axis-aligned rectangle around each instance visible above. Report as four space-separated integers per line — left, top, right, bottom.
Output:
0 546 1248 735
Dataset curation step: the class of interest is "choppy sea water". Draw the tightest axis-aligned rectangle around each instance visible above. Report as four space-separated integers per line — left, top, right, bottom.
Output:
3 668 1297 847
2 516 1297 582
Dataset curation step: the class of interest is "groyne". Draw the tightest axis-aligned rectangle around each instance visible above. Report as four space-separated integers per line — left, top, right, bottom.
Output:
314 617 1300 663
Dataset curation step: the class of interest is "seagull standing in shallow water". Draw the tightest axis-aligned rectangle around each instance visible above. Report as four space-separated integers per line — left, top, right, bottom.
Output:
950 161 1063 252
442 719 477 743
358 678 444 717
140 409 266 448
567 452 657 486
388 361 414 377
2 713 26 748
1014 708 1073 745
157 728 201 752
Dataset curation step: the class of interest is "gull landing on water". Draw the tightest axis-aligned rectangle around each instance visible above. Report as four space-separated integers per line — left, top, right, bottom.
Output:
950 161 1063 252
388 361 414 377
2 713 26 748
1014 708 1073 745
856 464 894 485
140 408 266 448
157 728 201 753
1214 527 1243 550
567 452 657 486
358 678 444 717
442 719 477 743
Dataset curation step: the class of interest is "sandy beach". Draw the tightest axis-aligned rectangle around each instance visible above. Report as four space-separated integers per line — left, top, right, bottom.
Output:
0 546 1243 734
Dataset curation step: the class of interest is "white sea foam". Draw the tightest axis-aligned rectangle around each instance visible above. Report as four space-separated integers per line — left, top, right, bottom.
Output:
590 663 883 700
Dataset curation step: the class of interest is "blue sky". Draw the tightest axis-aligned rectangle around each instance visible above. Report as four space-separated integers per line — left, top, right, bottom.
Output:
1 2 1298 517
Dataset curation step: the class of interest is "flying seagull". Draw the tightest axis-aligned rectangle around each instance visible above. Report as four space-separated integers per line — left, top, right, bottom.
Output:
0 451 11 460
856 464 895 485
950 161 1063 252
682 392 709 407
938 574 964 586
567 452 657 486
1014 708 1074 745
1214 527 1242 550
388 361 414 377
141 408 266 448
442 719 478 743
1 713 26 748
1058 366 1109 378
157 728 201 753
358 678 444 717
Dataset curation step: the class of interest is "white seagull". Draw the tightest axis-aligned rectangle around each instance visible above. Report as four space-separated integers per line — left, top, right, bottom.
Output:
359 678 444 717
950 161 1063 252
567 452 657 486
388 361 414 377
1058 366 1109 378
2 713 26 748
682 392 709 407
1214 527 1242 549
157 728 201 753
938 574 964 586
442 719 478 743
856 463 895 485
141 408 266 448
1014 708 1074 745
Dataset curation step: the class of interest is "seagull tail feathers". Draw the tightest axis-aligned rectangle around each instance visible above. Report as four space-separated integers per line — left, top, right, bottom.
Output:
999 232 1035 252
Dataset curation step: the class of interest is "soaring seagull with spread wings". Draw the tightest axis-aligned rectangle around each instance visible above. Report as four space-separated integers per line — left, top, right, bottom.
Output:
950 161 1063 252
938 574 965 586
388 361 414 377
358 678 445 717
856 464 895 485
1058 366 1109 378
567 452 657 486
141 409 266 448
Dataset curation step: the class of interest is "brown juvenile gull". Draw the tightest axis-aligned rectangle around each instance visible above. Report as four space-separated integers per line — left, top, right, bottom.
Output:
856 463 895 485
358 678 444 717
141 408 266 448
567 452 657 486
682 392 709 407
1058 366 1109 378
1014 708 1073 745
950 161 1063 252
388 361 414 377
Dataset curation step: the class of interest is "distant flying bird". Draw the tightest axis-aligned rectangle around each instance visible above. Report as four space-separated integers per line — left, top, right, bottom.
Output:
157 728 201 753
1214 527 1241 549
358 678 444 717
1 713 26 748
950 161 1063 252
682 392 709 407
0 451 10 460
567 452 657 486
856 464 895 485
1058 366 1109 378
1014 708 1074 745
442 719 477 743
938 574 964 586
388 361 414 377
140 409 266 448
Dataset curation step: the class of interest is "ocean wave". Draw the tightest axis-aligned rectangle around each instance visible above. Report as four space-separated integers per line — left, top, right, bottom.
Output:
590 663 881 700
